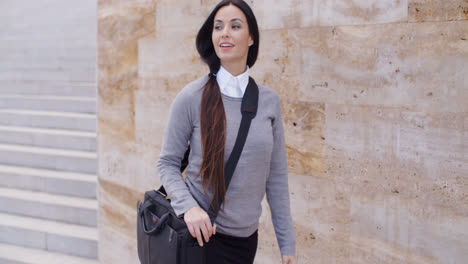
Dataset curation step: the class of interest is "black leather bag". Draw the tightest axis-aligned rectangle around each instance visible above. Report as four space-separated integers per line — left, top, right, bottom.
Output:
137 186 205 264
137 77 259 264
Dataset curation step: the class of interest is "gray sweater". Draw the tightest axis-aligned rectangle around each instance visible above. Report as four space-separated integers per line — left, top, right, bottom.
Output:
157 75 296 256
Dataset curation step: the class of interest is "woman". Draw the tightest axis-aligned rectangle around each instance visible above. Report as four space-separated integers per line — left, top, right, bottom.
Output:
157 1 297 263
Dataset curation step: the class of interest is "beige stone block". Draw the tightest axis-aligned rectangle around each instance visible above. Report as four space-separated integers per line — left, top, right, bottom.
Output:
136 34 207 151
298 21 468 112
134 80 172 150
98 131 163 193
257 173 351 263
155 0 219 36
394 111 467 213
409 0 468 22
155 0 407 32
98 0 156 49
251 0 316 30
138 36 205 79
252 0 407 29
133 78 196 152
253 30 325 177
325 103 467 182
98 179 143 264
253 29 302 100
97 88 136 141
324 103 468 262
279 166 468 264
325 104 398 159
348 192 468 263
282 100 325 177
97 0 157 145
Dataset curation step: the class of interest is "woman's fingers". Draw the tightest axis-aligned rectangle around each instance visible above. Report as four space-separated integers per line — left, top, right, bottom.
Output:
194 226 204 247
183 206 217 247
190 222 215 247
200 222 211 244
282 255 297 264
188 224 196 238
203 216 217 239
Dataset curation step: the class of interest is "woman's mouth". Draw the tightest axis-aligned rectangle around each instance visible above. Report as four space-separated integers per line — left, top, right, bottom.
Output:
220 42 234 50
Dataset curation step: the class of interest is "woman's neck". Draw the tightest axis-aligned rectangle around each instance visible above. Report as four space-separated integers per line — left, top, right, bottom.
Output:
221 63 247 77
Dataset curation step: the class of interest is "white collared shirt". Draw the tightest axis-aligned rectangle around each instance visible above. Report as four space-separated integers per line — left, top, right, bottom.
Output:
216 65 249 98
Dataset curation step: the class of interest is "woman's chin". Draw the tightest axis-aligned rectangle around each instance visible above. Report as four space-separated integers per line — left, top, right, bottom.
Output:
218 56 243 66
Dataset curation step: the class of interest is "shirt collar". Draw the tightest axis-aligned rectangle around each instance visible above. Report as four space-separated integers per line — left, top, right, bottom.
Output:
216 65 250 98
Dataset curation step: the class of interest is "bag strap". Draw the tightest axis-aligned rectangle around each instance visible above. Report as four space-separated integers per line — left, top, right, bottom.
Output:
157 77 259 224
206 76 259 223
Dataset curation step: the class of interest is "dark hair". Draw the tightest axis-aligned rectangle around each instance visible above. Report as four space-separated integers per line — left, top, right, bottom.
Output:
195 0 260 212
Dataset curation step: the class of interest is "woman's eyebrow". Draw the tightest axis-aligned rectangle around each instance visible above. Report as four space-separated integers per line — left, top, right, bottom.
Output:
230 18 243 22
214 18 244 23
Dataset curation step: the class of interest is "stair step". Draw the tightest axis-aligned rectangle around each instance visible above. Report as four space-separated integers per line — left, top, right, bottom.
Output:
0 68 96 83
0 61 95 69
0 109 96 132
0 213 97 259
0 54 96 62
0 243 99 264
0 60 95 69
0 29 95 41
0 125 96 151
0 46 95 56
0 187 97 227
0 41 96 49
0 81 96 97
0 36 96 44
0 95 96 113
0 143 96 174
0 164 96 198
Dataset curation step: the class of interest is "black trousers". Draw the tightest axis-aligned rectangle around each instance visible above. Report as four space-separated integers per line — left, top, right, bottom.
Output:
204 230 258 264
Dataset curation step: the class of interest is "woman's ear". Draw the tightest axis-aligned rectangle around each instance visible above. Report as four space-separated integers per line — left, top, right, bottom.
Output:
249 35 254 46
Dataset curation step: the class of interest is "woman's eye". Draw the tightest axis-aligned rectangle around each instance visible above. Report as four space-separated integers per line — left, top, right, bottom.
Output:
214 25 223 30
232 24 240 29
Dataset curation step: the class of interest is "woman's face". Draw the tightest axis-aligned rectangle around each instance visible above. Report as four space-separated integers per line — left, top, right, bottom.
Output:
212 5 253 68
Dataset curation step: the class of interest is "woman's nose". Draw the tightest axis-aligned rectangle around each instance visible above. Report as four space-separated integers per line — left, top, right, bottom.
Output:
222 27 230 38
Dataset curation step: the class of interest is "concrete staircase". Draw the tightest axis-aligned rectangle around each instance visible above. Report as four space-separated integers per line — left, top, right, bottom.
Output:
0 0 98 263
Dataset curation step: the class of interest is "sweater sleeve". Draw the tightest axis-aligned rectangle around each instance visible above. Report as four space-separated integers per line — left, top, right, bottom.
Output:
157 88 199 218
265 94 296 256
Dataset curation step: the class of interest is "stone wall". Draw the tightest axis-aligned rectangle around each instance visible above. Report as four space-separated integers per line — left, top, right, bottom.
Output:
97 0 468 263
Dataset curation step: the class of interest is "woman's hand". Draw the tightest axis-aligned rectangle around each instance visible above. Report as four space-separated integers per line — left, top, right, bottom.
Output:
184 206 217 247
282 255 297 264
